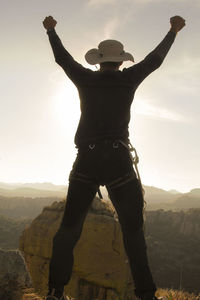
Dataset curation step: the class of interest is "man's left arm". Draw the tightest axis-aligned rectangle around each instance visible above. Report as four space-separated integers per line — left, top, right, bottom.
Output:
127 16 186 83
149 15 186 61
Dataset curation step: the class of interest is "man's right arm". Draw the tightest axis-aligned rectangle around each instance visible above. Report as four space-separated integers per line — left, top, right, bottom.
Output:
46 27 74 66
43 16 87 84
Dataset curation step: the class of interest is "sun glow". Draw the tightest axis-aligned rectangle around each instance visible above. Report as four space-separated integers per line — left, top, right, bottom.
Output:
52 81 80 136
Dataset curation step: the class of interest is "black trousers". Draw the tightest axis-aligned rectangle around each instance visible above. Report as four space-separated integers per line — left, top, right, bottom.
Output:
48 140 156 298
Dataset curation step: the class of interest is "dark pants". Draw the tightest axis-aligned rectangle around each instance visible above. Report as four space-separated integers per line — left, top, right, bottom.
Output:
48 140 156 298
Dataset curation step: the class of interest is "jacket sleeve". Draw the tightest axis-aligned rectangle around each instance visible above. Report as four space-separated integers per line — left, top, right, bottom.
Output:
126 31 176 85
47 29 89 85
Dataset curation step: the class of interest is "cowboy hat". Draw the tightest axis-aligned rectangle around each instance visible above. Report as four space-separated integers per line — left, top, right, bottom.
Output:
85 39 134 65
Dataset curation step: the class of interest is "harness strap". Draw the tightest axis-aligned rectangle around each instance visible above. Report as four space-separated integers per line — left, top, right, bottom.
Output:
70 171 103 199
106 172 136 190
97 188 103 199
76 139 144 198
119 140 145 195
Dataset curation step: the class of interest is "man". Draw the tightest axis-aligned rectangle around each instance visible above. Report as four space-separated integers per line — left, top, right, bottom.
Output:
43 15 185 300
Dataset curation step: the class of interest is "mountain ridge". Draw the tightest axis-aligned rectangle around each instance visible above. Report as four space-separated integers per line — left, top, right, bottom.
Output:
0 182 199 212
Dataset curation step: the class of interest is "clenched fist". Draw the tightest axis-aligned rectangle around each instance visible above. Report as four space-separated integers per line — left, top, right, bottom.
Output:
170 16 186 33
43 16 57 30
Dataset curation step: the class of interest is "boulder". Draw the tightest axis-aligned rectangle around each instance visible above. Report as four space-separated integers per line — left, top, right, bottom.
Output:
19 197 136 299
0 248 31 300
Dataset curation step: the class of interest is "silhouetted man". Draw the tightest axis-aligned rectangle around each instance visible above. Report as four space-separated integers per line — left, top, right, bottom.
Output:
43 15 185 300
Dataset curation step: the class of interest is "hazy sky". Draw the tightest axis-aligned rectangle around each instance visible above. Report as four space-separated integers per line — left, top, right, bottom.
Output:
1 0 200 192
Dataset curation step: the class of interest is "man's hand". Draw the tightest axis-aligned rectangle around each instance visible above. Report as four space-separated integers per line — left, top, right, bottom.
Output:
43 16 57 30
170 16 186 33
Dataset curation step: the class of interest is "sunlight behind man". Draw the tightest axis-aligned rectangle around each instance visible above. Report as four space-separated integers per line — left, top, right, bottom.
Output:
52 80 80 136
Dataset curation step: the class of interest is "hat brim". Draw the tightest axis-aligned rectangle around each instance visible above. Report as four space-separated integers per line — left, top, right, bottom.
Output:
85 48 134 65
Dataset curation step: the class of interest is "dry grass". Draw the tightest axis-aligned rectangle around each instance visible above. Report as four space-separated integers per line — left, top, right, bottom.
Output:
22 288 200 300
156 288 200 300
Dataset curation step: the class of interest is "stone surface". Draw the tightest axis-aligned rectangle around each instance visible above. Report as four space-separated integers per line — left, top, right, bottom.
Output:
0 248 31 300
22 288 42 300
19 197 136 300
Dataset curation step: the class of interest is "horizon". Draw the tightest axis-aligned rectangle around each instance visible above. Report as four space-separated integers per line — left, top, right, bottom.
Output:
1 180 199 194
1 0 200 193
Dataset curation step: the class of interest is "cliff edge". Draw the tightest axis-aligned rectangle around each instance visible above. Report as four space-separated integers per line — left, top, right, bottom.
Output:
19 197 136 300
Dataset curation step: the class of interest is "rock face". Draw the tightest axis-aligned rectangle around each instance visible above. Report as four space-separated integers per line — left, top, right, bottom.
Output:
144 209 200 294
19 198 136 300
0 248 31 300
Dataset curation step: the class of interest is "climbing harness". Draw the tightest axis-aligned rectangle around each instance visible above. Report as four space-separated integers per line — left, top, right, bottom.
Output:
118 140 146 217
87 139 145 198
118 140 145 196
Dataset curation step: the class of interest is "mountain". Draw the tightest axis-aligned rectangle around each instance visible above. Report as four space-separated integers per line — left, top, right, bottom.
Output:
0 214 32 249
147 188 200 211
0 182 199 212
170 190 200 210
0 182 67 198
0 182 66 191
0 195 62 219
189 188 200 196
167 189 180 194
100 184 181 204
144 185 181 203
0 182 67 197
0 187 66 198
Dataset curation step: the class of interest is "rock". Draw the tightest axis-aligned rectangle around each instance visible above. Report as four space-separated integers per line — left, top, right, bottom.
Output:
22 288 43 300
0 248 31 300
19 197 136 299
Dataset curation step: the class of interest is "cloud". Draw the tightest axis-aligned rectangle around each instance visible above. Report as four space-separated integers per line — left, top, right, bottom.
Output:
134 99 185 122
103 17 120 38
161 55 200 96
86 0 120 39
81 15 121 46
87 0 116 7
87 0 163 6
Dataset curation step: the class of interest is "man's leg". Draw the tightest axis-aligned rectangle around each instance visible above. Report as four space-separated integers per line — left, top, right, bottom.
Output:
48 179 97 296
107 178 156 299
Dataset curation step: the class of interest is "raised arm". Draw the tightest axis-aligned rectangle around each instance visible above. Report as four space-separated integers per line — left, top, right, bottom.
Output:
43 16 88 84
170 15 186 34
126 16 186 84
149 15 185 60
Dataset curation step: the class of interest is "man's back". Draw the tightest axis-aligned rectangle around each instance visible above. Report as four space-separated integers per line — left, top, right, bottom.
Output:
47 28 176 145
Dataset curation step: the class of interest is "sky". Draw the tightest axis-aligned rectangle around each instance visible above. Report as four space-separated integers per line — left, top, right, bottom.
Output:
1 0 200 193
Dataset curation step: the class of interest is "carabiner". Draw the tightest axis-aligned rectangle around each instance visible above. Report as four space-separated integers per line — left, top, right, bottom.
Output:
89 144 95 150
113 141 119 148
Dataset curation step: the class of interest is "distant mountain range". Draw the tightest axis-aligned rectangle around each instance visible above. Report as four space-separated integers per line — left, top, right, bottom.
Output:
0 182 67 198
99 185 200 210
0 182 200 211
0 182 65 191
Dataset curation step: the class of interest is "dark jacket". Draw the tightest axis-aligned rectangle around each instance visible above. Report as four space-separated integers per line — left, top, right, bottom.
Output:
47 29 176 147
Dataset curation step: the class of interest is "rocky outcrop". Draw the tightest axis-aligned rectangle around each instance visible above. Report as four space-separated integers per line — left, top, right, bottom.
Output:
19 198 136 300
144 209 200 294
146 209 200 237
22 288 42 300
0 249 31 300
